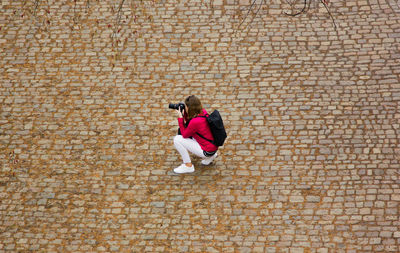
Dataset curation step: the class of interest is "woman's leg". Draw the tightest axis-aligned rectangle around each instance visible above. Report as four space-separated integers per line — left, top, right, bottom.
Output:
174 135 206 164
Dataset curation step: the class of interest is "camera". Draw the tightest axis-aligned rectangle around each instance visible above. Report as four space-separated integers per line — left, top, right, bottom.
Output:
169 102 185 112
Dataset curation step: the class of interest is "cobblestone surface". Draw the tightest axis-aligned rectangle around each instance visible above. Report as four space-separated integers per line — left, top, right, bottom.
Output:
1 0 400 252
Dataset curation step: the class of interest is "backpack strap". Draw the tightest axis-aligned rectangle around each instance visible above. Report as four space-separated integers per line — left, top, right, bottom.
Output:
196 132 215 145
195 114 215 145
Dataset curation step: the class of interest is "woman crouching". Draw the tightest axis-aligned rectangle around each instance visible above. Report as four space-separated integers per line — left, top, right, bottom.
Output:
173 95 218 173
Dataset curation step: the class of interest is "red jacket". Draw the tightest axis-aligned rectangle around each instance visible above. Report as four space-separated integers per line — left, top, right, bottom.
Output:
178 109 218 152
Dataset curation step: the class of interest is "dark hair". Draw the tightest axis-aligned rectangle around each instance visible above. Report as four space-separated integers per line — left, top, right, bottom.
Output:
185 95 203 120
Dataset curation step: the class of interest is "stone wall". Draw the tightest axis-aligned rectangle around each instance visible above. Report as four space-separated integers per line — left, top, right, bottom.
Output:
1 0 399 252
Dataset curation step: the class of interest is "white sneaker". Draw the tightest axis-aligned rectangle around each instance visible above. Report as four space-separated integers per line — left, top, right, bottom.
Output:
173 164 195 174
201 153 218 166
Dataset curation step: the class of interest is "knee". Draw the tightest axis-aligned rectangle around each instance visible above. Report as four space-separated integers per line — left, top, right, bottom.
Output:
174 135 184 145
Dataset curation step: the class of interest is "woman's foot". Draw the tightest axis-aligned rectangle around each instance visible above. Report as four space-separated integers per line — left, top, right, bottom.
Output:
201 152 217 165
173 164 195 174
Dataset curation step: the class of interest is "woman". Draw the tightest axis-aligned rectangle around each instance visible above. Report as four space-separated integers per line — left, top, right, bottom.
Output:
173 95 218 173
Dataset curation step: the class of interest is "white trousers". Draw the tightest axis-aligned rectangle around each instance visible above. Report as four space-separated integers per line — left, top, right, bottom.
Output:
174 135 207 164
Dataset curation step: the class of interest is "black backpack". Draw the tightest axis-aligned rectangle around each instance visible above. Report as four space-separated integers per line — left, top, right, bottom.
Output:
197 110 227 147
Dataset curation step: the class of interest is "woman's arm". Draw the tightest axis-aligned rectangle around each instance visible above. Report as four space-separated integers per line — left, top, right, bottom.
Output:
178 118 196 138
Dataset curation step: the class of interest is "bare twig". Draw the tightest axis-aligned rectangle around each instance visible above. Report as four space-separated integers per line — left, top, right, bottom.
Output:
307 0 312 12
111 0 127 59
284 0 337 30
73 0 78 23
33 0 40 17
116 0 126 26
247 0 265 27
319 0 337 30
285 0 307 16
112 0 126 40
237 0 262 29
22 0 28 11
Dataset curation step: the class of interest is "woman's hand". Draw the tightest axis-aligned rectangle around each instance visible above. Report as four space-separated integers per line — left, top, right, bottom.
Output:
176 109 183 118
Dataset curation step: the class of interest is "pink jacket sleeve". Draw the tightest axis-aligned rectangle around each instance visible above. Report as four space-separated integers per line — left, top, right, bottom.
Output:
178 118 196 138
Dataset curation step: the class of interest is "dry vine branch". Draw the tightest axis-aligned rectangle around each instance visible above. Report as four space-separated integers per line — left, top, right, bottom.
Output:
73 0 79 23
26 0 51 32
33 0 40 16
112 0 126 39
116 0 126 26
284 0 308 16
320 0 337 30
285 0 337 30
237 0 266 29
110 0 127 62
233 0 337 31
